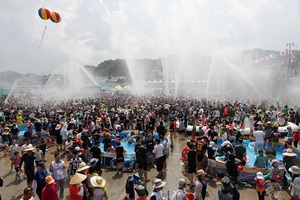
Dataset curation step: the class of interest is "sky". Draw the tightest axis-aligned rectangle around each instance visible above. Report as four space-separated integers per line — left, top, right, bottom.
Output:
0 0 300 74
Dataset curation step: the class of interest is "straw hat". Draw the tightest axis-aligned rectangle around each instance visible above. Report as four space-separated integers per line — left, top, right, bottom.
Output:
197 169 206 177
45 176 55 184
24 144 35 152
69 173 87 185
77 162 90 172
256 172 264 180
153 179 166 189
135 185 149 198
257 121 263 125
55 124 61 130
90 176 106 188
178 178 186 188
283 148 296 157
289 166 300 175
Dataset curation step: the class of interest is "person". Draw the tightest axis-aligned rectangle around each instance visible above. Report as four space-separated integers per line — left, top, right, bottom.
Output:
253 127 265 153
60 123 68 155
69 149 83 179
153 138 164 179
90 141 101 160
254 172 270 200
136 140 149 182
32 161 51 199
185 143 197 188
293 130 300 148
196 136 208 170
102 133 112 152
218 140 235 156
270 160 281 183
218 176 234 200
50 153 67 200
115 141 125 174
253 149 268 169
171 178 187 200
234 139 246 166
20 187 34 200
289 166 300 200
271 126 280 149
124 173 142 200
13 151 22 182
41 176 59 200
9 139 20 172
90 176 109 200
206 141 216 178
135 184 150 200
35 146 43 167
150 179 166 200
20 145 36 187
286 126 294 146
194 169 207 200
283 148 299 187
69 173 87 200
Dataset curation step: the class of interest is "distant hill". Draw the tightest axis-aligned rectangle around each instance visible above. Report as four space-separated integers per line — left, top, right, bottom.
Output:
1 48 299 87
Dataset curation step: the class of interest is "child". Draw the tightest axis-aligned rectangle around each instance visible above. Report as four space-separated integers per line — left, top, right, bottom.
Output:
254 172 270 200
35 146 43 167
12 151 22 182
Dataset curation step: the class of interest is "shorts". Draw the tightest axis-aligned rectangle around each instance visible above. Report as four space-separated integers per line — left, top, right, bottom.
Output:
117 157 124 163
138 161 148 170
162 155 166 162
187 165 197 174
156 157 164 171
180 129 185 134
25 168 34 183
15 168 21 173
208 158 216 167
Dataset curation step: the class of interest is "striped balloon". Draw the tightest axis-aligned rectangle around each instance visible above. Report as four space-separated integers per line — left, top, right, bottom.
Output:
50 11 61 23
38 7 51 20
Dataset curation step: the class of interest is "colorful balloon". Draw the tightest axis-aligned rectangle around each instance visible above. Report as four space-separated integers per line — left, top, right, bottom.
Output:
38 8 51 20
50 11 61 23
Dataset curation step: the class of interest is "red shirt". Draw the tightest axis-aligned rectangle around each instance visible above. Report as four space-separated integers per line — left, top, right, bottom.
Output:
41 183 59 200
70 184 82 200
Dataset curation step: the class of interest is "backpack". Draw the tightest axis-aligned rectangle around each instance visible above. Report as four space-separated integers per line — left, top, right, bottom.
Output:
218 189 233 200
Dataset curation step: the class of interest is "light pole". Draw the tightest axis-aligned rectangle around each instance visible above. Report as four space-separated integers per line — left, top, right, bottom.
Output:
286 43 295 78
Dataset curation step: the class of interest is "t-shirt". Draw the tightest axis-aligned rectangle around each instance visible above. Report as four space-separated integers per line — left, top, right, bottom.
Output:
69 157 82 175
153 144 163 159
93 187 108 200
254 155 268 168
90 146 101 159
41 183 59 200
253 131 265 143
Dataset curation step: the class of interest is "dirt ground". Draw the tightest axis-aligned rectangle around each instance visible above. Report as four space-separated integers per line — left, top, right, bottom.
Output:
0 136 291 200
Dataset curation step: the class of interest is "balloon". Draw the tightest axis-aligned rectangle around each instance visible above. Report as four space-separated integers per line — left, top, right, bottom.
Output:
80 148 84 153
50 11 61 23
238 165 243 171
276 175 281 180
38 8 51 20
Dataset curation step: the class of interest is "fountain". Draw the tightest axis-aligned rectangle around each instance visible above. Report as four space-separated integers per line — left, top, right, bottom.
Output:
42 61 99 100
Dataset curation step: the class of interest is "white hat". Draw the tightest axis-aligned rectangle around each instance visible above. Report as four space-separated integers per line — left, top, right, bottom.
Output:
75 146 81 152
77 162 90 172
197 169 206 177
90 176 106 187
283 148 297 157
271 159 278 166
69 173 87 185
289 166 300 175
24 144 35 152
256 172 264 180
178 178 186 188
209 141 215 148
153 179 166 189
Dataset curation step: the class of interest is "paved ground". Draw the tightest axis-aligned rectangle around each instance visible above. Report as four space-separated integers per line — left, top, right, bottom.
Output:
0 136 290 200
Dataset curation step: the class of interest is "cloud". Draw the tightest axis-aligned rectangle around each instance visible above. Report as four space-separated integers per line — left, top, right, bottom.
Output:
0 0 299 74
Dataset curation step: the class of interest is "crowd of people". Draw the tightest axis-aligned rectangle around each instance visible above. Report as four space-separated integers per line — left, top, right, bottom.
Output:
0 94 300 199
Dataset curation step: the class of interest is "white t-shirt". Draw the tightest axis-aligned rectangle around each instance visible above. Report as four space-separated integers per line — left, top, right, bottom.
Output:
153 144 164 159
171 189 187 200
253 130 265 143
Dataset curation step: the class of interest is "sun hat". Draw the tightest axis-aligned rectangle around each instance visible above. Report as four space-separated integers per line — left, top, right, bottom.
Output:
257 121 263 125
283 148 296 157
271 160 278 166
24 144 35 152
75 146 81 151
221 176 234 192
289 166 300 175
90 176 106 188
153 179 166 189
77 162 90 172
69 173 87 185
45 176 55 184
55 124 61 130
197 169 206 177
135 185 149 198
178 178 186 188
256 172 264 180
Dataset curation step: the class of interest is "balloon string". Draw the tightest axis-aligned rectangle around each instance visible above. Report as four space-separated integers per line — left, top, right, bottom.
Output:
38 25 47 48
